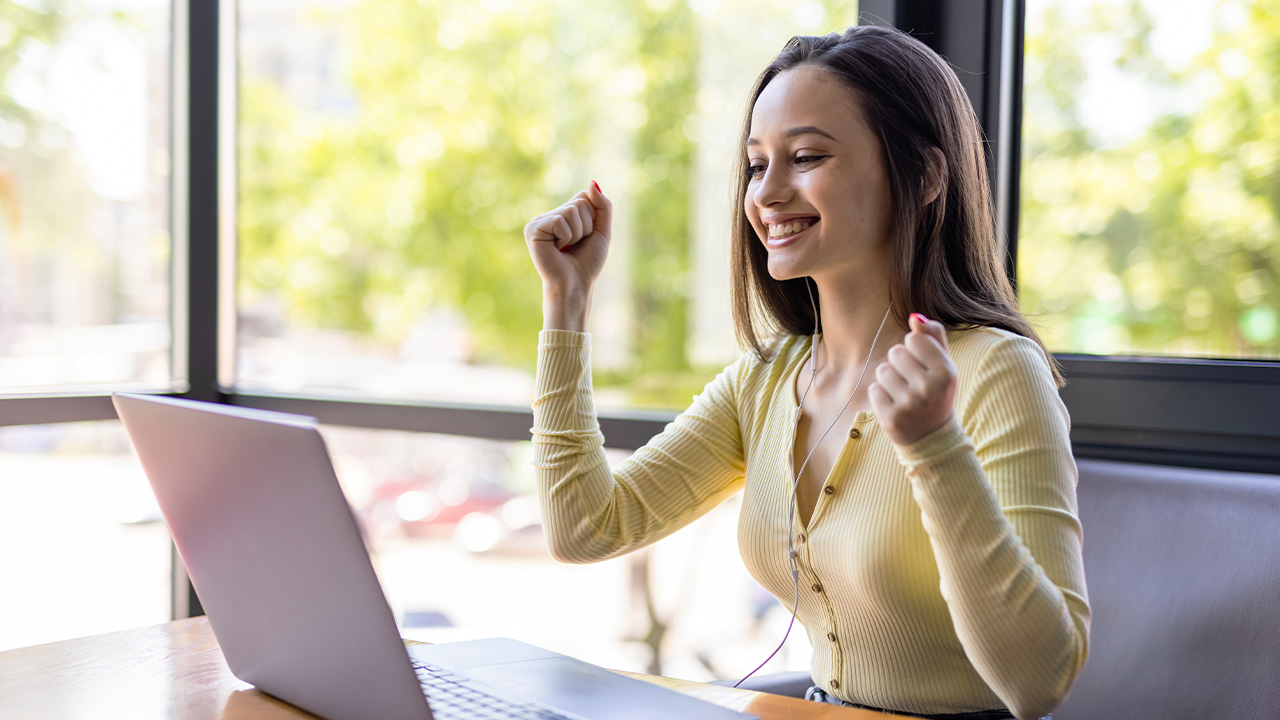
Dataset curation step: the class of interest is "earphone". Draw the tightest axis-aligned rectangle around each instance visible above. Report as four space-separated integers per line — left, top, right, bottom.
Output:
734 280 891 688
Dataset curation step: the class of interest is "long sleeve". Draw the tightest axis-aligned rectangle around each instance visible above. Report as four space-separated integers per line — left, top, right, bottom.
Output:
893 334 1090 719
532 330 748 563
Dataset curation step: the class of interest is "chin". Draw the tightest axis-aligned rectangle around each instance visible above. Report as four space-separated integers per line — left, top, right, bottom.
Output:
766 257 806 282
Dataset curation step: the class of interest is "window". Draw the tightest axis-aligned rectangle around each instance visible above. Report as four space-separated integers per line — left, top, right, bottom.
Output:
1010 0 1280 471
235 0 860 412
0 0 174 649
0 0 174 392
1019 0 1280 360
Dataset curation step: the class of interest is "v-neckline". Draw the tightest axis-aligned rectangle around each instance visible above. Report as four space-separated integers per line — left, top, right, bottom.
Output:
787 338 875 530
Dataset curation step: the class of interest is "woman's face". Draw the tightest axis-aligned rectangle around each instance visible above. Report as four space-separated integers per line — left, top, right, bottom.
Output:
744 65 893 285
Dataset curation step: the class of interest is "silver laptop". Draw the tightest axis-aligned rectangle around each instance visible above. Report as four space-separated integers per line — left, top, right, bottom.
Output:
112 392 756 720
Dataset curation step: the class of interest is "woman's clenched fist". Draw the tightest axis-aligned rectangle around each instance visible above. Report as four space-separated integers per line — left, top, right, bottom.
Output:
524 181 612 297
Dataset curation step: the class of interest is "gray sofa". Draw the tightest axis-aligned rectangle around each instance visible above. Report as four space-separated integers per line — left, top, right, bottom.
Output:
721 459 1280 720
1055 459 1280 719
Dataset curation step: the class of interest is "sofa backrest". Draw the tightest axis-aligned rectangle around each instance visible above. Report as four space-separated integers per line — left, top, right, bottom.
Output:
1055 459 1280 720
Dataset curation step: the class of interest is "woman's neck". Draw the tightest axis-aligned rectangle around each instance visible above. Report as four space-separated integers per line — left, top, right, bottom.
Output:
809 278 904 388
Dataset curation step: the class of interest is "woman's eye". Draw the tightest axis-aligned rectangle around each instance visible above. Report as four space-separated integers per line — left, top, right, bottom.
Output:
747 163 766 178
796 155 827 166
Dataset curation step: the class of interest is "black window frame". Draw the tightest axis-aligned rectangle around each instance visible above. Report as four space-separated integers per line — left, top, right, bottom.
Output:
1 0 1276 622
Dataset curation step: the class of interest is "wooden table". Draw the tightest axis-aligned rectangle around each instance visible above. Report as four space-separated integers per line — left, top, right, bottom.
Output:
0 618 897 719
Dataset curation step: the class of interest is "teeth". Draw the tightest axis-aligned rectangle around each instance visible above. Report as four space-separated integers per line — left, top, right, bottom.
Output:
769 220 813 238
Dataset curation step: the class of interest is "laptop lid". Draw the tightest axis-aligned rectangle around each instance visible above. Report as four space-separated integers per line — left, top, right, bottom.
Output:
112 392 432 720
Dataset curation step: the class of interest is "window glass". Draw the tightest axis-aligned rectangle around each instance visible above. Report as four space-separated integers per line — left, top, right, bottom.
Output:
0 422 170 651
0 0 174 392
1019 0 1280 359
321 425 811 680
237 0 859 410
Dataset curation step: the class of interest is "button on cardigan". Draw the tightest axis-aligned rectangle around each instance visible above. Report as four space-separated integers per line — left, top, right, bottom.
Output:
531 327 1089 719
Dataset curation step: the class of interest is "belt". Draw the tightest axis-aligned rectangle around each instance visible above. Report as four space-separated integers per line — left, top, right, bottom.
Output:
804 686 1042 720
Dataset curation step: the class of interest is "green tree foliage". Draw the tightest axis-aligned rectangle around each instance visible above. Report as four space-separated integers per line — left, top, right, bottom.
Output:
240 0 701 377
239 0 859 408
626 3 698 379
1020 0 1280 358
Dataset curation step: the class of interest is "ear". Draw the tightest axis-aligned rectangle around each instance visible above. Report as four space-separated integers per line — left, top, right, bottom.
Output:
922 147 946 206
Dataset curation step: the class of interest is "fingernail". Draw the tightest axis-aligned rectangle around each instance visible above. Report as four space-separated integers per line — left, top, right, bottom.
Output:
910 312 927 324
559 245 570 253
591 179 602 194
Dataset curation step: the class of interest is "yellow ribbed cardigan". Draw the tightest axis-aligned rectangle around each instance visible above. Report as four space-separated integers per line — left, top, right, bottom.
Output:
532 327 1090 719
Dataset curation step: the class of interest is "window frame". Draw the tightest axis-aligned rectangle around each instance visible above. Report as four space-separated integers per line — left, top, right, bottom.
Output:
1 0 1277 624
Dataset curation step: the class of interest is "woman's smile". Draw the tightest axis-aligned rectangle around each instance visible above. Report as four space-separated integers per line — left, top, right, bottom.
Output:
765 217 819 247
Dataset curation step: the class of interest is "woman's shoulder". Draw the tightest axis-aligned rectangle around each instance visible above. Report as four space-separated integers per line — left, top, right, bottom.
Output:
947 325 1058 399
947 326 1071 441
760 332 813 363
748 333 814 377
947 325 1050 368
721 332 809 370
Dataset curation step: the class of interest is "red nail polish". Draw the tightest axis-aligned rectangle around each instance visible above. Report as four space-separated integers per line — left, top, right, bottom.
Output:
559 245 570 253
911 312 927 324
591 179 602 194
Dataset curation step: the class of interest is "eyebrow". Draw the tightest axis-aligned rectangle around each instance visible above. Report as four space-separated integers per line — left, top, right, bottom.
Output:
745 126 838 147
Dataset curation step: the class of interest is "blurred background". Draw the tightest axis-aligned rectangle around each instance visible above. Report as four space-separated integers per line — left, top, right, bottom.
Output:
1 0 1277 683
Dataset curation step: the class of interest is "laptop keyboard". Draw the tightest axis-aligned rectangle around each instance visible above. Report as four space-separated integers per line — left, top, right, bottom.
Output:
412 660 578 720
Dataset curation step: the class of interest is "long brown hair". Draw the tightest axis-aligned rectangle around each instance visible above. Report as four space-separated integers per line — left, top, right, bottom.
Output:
729 25 1063 386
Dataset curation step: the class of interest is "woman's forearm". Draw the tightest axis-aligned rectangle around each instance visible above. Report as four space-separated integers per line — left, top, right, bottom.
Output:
900 425 1088 719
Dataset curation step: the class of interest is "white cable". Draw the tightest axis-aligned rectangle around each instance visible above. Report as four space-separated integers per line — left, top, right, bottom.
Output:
734 288 891 688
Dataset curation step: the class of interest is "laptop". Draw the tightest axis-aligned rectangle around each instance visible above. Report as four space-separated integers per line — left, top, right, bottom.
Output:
111 392 757 720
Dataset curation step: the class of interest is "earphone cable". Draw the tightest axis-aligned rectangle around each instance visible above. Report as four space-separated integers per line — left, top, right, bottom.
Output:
733 286 891 689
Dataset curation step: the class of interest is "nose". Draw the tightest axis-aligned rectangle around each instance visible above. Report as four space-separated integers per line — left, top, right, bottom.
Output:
752 163 793 209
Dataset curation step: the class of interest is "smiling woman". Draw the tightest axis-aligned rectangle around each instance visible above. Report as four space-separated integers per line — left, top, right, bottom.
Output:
524 24 1087 720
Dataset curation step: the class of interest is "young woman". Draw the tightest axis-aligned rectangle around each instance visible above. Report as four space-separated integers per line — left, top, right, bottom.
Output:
522 25 1088 720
